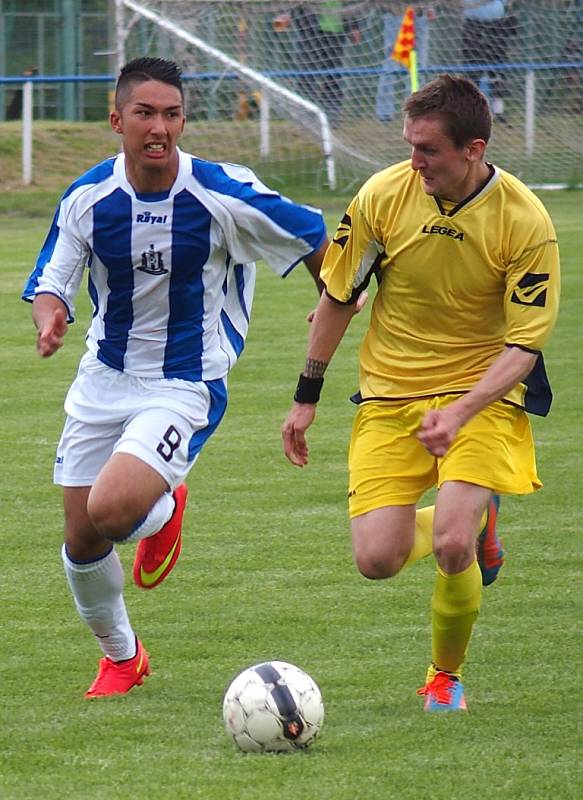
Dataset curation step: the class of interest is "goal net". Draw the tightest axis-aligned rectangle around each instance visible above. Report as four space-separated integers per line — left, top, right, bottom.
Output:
116 0 583 191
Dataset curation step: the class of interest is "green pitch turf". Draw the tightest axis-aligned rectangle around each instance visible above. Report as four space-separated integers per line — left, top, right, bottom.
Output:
1 191 582 800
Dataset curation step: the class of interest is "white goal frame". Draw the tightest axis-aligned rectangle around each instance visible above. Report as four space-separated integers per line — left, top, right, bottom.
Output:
115 0 337 189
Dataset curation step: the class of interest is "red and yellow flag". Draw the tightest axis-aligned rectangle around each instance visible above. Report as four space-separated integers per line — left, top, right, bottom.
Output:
391 6 416 69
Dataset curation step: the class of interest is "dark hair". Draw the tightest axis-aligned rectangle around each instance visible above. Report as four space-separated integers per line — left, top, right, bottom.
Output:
115 57 183 108
404 74 491 148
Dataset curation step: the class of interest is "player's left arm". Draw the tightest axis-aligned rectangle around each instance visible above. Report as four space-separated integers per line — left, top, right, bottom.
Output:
418 346 539 456
212 164 328 282
419 224 560 457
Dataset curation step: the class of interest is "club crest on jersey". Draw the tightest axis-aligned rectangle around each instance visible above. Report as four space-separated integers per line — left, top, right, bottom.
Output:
421 223 464 241
138 244 168 275
136 211 168 224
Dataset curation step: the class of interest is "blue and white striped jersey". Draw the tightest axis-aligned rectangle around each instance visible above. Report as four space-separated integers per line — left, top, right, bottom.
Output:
23 149 326 382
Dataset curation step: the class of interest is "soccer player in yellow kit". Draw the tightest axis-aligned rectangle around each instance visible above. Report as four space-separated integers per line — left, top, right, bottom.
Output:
282 74 560 711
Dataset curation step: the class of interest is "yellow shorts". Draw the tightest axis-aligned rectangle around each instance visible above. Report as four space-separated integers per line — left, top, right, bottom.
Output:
348 395 542 518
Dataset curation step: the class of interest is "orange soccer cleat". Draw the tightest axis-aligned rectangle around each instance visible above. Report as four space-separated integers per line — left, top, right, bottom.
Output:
85 639 150 698
417 671 468 712
477 494 504 586
133 483 188 590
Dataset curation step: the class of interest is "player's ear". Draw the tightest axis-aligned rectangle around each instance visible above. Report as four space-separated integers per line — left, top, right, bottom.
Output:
467 138 487 162
110 109 122 134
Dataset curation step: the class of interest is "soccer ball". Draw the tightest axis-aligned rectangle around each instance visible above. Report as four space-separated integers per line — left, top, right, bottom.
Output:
223 661 324 753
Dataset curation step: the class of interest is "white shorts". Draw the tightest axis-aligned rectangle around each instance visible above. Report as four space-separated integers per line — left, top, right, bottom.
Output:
54 352 228 489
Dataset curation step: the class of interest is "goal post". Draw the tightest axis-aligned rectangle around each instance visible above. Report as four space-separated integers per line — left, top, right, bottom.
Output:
115 0 337 188
113 0 583 191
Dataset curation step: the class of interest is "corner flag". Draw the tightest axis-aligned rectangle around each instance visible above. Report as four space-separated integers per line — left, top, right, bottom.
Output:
391 6 418 93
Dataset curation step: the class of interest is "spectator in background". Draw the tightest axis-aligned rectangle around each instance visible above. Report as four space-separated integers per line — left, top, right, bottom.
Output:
375 3 435 122
461 0 517 122
562 34 583 114
285 1 365 126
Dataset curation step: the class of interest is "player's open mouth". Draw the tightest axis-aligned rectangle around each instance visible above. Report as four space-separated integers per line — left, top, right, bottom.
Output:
145 143 166 153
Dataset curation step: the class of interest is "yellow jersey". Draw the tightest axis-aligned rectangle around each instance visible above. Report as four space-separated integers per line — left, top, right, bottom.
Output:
321 161 560 414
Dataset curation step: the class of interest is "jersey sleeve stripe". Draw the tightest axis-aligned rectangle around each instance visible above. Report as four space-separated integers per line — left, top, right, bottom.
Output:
191 159 326 250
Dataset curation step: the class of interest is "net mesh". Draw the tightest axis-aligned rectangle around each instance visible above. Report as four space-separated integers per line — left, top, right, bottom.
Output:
118 0 583 190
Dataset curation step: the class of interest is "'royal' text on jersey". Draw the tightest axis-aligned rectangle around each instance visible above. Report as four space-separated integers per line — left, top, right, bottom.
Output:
136 211 168 224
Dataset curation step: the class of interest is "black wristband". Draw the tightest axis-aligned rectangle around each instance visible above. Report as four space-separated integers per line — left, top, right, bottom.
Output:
294 373 324 404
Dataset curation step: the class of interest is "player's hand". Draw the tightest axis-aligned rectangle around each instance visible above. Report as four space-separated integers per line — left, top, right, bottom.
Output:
282 403 317 466
306 291 368 323
354 291 369 314
36 306 68 357
417 407 462 457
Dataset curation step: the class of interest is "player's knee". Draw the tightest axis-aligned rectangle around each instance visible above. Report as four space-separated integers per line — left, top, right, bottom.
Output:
353 550 403 580
433 527 474 570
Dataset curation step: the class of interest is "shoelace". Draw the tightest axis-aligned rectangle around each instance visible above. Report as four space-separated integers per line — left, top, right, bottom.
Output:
416 672 457 704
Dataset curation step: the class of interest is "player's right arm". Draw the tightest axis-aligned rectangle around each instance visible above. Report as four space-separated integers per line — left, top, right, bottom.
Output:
282 189 380 467
281 292 358 467
23 188 89 341
32 294 69 357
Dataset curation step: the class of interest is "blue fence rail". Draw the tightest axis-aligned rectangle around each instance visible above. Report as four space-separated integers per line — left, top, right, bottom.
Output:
2 61 582 123
5 61 583 187
1 61 583 85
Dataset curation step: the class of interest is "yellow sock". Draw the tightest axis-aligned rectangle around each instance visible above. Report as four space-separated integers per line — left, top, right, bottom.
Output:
406 506 487 573
403 505 434 568
429 560 482 679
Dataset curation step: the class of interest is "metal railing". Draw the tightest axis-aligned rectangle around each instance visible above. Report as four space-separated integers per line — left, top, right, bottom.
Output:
3 59 583 188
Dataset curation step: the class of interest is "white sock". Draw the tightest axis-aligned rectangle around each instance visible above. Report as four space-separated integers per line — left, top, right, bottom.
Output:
117 491 175 544
62 544 136 662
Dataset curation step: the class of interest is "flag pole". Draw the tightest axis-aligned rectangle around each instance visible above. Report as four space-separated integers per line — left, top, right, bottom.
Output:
391 6 418 95
409 49 418 93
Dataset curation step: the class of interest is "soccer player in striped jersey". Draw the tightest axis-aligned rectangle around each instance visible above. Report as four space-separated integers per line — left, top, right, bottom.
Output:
282 74 560 711
23 57 328 698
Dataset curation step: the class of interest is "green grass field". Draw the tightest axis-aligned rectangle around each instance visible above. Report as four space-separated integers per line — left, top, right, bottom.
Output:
1 188 582 800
